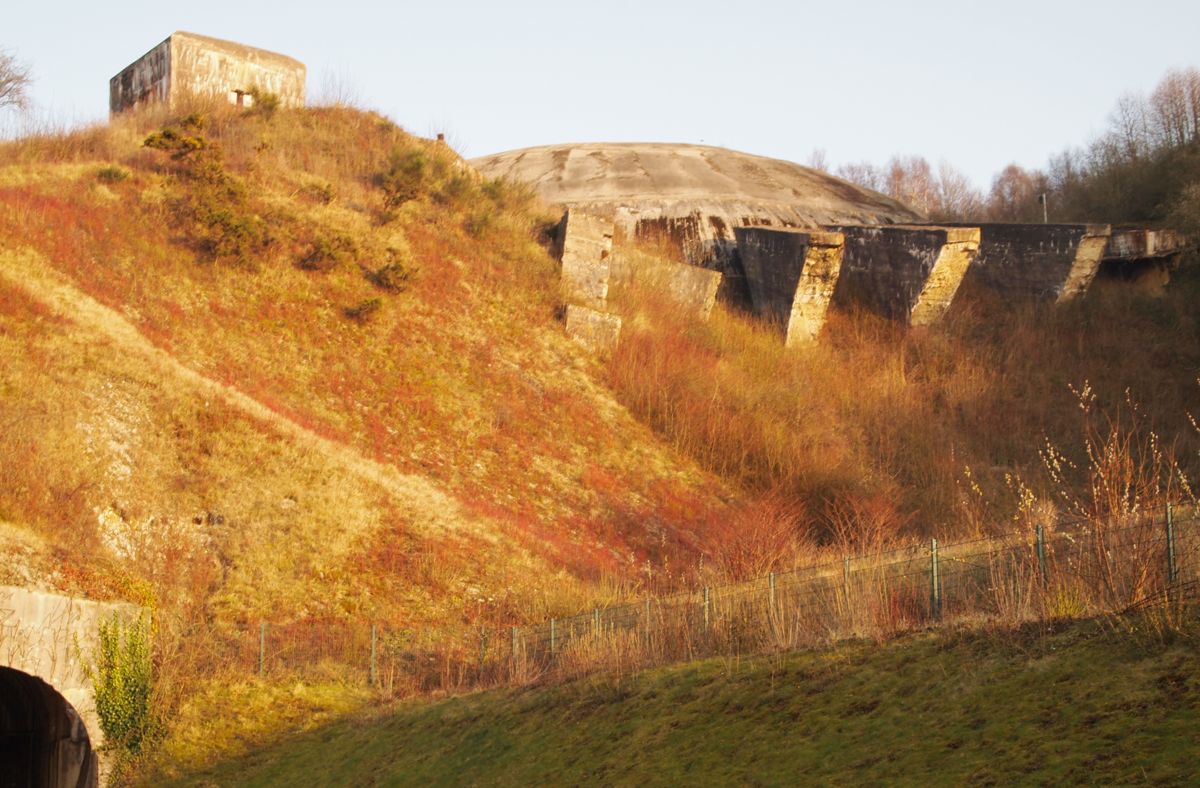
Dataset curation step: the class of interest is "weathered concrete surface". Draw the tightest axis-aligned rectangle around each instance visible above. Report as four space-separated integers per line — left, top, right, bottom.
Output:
557 210 613 311
951 223 1112 303
1098 228 1189 292
111 31 306 114
565 305 621 353
734 227 846 344
1 586 143 786
609 248 723 319
826 226 980 325
470 144 925 307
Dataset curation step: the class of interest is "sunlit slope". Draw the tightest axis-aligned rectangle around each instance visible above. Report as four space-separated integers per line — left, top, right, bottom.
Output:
138 620 1200 788
0 106 731 623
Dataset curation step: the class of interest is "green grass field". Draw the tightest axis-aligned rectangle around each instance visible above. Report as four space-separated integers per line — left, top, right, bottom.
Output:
138 615 1199 788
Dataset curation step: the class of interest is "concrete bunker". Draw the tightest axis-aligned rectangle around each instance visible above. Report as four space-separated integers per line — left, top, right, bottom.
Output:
0 666 96 788
471 144 925 310
951 223 1112 303
555 210 621 352
826 226 980 325
733 227 845 345
608 247 723 320
110 31 306 115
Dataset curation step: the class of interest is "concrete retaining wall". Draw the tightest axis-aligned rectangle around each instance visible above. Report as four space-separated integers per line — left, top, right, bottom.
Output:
733 227 845 345
827 226 980 325
609 248 722 319
954 223 1112 303
565 305 621 354
111 31 306 114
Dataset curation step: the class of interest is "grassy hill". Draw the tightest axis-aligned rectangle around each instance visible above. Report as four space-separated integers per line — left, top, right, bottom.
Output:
133 614 1199 787
3 98 1200 781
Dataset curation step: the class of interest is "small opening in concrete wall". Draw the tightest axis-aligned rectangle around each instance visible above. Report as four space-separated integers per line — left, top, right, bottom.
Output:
229 90 254 108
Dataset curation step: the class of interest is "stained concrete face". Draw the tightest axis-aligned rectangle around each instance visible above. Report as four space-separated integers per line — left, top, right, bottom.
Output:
110 31 306 114
1 586 143 785
609 248 723 319
733 227 846 344
952 224 1113 303
470 144 927 309
558 210 613 311
565 305 621 354
827 226 980 325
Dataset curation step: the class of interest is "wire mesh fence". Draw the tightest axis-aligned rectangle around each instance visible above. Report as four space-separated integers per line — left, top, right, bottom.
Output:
208 507 1198 693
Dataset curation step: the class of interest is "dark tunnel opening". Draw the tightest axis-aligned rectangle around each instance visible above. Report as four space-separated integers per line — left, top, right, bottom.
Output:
0 667 96 788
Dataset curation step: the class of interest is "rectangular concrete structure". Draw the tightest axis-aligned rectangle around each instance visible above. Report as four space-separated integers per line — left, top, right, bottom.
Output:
557 209 613 311
110 31 306 115
826 226 980 325
565 305 621 353
950 223 1113 303
733 227 845 345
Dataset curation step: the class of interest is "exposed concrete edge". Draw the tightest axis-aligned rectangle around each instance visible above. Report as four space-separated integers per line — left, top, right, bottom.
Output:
909 228 980 326
1058 231 1113 303
786 233 844 347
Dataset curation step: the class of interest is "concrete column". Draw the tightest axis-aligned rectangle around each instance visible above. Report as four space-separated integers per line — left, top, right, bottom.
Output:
558 209 613 311
786 232 845 345
909 228 981 325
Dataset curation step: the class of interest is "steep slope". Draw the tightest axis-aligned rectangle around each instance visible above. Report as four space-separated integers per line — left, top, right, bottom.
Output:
0 105 734 629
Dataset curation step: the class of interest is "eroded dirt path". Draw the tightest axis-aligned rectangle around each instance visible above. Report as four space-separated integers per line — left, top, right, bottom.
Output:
0 248 491 539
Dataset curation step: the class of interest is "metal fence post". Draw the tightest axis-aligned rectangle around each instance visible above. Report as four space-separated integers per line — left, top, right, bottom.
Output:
768 572 776 612
703 587 710 629
844 557 850 586
593 609 600 643
370 625 377 686
930 538 941 618
1036 525 1048 584
645 599 651 645
259 622 266 680
480 625 486 674
511 626 518 673
550 619 556 654
1166 503 1177 588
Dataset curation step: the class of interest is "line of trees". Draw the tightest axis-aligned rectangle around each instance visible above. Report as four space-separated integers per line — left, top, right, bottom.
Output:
820 66 1200 233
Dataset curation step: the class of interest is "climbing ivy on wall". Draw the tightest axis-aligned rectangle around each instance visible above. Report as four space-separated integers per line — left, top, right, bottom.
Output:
83 612 154 753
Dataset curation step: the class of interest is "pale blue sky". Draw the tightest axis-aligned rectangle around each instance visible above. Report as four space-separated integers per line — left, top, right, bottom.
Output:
5 1 1198 190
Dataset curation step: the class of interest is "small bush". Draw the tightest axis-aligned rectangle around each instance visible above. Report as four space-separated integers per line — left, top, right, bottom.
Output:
297 233 358 272
143 114 266 264
368 261 413 293
297 180 337 205
378 148 428 211
245 86 282 118
345 297 383 322
97 164 131 184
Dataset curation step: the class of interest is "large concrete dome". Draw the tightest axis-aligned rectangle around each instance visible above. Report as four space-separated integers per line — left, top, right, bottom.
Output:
470 143 925 304
470 142 923 225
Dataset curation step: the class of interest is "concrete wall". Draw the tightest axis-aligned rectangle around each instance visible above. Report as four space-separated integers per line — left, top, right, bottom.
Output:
733 227 846 345
827 226 980 325
1 586 143 786
111 31 306 115
558 209 613 311
953 223 1112 303
609 248 723 319
565 305 621 354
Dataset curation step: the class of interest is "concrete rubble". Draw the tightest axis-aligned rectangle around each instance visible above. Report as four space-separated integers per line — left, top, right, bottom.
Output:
565 305 622 354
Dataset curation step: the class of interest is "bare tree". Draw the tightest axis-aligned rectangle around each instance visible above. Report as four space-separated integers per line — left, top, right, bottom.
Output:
933 161 985 221
1148 66 1200 149
0 47 33 112
806 148 829 172
835 160 882 192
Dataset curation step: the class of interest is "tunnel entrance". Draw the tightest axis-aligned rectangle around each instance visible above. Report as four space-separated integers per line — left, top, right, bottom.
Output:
0 667 96 788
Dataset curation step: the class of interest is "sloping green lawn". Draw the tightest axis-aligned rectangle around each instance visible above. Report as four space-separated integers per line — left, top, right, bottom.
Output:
139 619 1199 787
